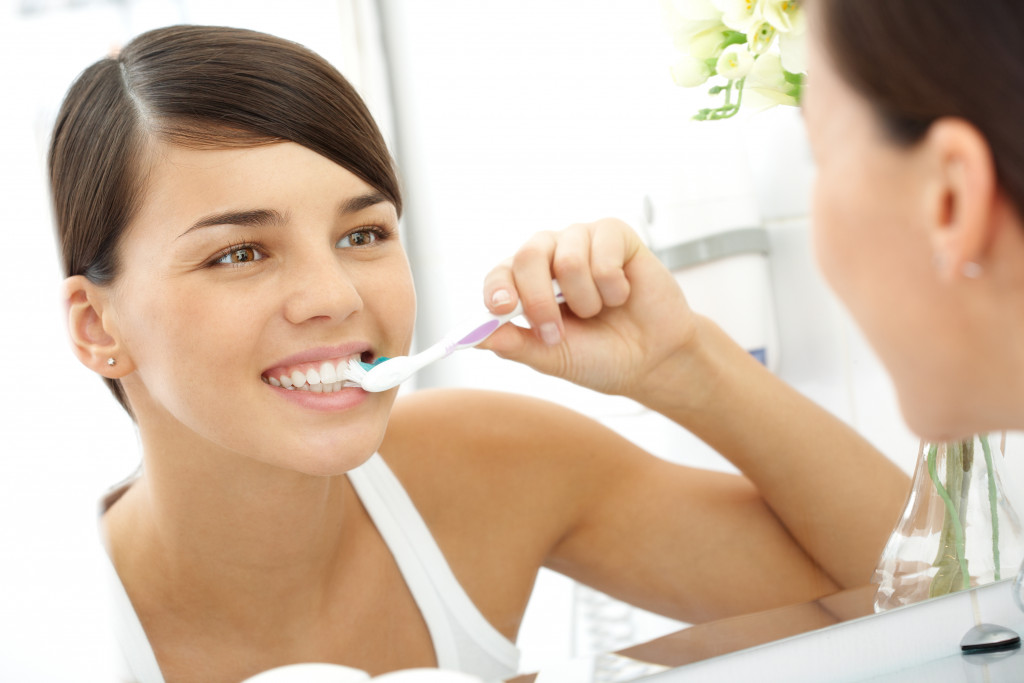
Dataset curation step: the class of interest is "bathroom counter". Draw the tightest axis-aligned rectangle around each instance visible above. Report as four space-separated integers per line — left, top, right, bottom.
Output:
632 578 1023 683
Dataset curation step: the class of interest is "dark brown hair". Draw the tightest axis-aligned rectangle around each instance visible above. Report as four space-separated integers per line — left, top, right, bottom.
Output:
819 0 1024 216
49 25 401 415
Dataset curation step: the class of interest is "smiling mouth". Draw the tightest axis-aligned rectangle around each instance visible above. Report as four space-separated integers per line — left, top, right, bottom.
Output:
262 352 374 392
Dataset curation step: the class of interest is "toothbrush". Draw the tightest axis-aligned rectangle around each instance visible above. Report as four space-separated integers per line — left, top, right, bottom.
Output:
345 280 565 392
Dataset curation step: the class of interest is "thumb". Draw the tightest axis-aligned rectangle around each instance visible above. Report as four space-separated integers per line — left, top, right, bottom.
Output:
477 321 567 376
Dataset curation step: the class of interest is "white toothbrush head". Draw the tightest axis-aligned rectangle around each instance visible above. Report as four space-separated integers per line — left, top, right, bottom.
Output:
341 357 380 388
357 356 420 393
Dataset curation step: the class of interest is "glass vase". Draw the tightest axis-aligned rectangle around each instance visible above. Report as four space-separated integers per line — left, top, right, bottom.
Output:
873 433 1024 612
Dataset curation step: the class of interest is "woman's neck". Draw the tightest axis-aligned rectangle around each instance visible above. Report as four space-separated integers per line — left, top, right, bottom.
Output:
104 428 367 630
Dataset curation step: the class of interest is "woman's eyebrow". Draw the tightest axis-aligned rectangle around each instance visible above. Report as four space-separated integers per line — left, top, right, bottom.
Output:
341 191 391 215
177 193 392 239
177 208 285 239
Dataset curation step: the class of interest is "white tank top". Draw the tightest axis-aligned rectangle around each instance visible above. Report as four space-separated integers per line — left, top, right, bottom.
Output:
102 453 521 682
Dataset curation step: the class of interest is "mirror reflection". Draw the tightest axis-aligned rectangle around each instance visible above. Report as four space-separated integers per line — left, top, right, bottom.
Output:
4 1 1024 682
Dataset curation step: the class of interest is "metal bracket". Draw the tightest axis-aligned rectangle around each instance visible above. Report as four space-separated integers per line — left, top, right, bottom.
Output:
653 227 770 271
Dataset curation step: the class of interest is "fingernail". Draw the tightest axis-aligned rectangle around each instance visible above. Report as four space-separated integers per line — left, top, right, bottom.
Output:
540 323 561 346
491 289 512 307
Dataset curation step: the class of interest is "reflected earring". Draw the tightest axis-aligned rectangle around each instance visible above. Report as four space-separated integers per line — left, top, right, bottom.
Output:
962 262 983 279
107 357 117 367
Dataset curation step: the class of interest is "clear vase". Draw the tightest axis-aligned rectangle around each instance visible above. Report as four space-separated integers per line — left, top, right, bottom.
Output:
873 433 1024 612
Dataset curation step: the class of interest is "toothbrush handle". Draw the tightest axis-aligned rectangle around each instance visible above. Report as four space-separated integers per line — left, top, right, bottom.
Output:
443 281 565 355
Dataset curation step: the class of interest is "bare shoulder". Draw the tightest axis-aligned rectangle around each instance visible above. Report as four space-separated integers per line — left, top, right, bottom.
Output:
376 388 652 630
381 388 636 484
378 388 645 550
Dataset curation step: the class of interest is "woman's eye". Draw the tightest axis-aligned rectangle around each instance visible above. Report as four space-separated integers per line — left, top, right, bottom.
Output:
215 245 264 265
337 229 380 248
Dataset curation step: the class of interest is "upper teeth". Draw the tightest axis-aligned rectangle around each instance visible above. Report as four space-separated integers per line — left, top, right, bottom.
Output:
264 359 361 392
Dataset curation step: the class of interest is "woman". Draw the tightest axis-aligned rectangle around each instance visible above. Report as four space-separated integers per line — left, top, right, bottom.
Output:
54 23 905 683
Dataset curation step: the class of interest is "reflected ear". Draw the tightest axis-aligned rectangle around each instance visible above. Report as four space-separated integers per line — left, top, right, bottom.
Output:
923 118 996 282
62 275 134 378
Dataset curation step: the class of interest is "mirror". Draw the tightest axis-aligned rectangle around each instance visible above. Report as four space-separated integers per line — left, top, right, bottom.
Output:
9 1 1013 681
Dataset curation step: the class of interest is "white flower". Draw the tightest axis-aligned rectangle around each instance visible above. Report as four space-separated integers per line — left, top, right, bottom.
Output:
779 29 806 74
712 0 761 33
760 0 805 33
670 55 714 87
745 53 799 108
715 44 754 80
662 0 732 60
747 21 778 54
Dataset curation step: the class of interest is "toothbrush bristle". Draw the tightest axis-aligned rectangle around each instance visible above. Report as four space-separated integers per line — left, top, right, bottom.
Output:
340 357 389 387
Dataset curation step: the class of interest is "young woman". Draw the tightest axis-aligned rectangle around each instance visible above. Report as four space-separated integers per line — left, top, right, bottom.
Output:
54 23 907 683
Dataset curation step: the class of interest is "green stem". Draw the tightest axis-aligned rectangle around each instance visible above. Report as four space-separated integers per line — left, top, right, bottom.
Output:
980 435 1002 580
928 443 970 591
706 78 746 121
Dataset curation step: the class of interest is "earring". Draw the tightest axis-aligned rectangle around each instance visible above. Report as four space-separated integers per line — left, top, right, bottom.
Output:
962 262 983 279
107 357 117 367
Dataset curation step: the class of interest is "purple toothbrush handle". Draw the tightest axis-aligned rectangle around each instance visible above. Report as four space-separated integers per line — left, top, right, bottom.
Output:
456 319 502 346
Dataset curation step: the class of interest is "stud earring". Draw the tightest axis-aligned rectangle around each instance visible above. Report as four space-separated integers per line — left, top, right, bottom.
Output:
107 357 117 367
962 262 983 279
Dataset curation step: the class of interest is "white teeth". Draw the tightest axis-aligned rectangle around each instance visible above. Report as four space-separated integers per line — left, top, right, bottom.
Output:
319 362 338 384
268 358 362 393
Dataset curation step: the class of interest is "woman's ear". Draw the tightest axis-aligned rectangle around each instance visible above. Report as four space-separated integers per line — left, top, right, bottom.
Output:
62 275 134 378
922 117 997 282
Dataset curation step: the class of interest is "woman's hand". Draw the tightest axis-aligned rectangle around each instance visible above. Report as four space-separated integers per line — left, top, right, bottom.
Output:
479 218 698 402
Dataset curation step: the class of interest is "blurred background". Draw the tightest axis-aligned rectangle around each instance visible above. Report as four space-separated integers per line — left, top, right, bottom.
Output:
0 0 985 680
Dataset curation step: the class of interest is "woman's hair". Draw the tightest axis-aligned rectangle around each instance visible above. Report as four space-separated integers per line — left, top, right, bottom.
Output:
49 25 401 415
819 0 1024 215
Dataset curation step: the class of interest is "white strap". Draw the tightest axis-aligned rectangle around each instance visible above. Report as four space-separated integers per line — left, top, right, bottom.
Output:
347 455 519 673
102 549 165 683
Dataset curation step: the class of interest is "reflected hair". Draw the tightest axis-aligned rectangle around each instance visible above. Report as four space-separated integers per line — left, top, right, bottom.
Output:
48 25 401 416
819 0 1024 216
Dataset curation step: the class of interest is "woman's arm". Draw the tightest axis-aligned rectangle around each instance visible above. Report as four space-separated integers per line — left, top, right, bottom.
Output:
480 219 909 600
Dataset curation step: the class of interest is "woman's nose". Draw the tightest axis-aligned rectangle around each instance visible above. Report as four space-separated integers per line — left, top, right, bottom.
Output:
281 248 363 325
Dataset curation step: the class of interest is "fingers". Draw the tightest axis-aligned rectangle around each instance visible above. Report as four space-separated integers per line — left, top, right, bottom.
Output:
512 231 565 346
550 224 603 319
482 218 641 348
589 219 633 308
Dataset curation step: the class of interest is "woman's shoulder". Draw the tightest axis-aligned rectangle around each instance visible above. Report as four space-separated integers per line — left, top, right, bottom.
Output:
377 387 643 543
381 387 608 473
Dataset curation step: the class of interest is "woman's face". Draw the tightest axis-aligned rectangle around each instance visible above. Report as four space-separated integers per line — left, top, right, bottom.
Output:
802 14 974 436
108 141 415 475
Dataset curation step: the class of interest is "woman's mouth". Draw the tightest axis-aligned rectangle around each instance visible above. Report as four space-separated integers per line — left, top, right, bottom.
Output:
261 353 372 392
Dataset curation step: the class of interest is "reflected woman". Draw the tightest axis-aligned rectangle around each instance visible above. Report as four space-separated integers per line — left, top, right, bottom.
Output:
53 24 906 682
